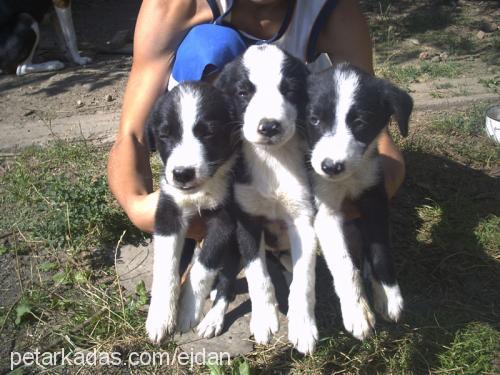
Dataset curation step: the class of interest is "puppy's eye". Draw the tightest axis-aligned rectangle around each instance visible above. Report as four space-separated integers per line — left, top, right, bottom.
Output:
237 90 249 97
195 121 219 138
352 119 367 128
309 116 320 126
158 127 170 139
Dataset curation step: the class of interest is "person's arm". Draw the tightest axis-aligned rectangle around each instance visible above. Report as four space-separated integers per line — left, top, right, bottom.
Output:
107 0 212 233
316 0 405 200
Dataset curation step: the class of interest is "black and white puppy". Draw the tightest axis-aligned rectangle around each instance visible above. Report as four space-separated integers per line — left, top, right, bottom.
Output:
145 81 240 343
211 44 319 354
307 63 413 339
0 0 90 76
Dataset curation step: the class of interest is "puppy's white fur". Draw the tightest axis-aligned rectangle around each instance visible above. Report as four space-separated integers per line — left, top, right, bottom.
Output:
145 87 235 343
311 69 403 338
236 45 318 354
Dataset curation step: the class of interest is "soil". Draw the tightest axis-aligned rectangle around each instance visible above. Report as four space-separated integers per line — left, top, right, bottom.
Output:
0 0 499 153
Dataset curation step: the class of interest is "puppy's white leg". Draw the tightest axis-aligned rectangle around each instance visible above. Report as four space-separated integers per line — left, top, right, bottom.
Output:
315 206 375 340
146 233 185 343
54 4 91 65
16 21 64 76
197 297 229 338
245 235 279 345
286 216 318 354
178 250 218 332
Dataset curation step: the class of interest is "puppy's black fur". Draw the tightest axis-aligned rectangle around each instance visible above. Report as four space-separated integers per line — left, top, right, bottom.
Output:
145 81 241 342
307 63 413 332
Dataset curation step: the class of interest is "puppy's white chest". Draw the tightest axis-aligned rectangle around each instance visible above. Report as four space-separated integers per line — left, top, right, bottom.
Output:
160 178 227 216
314 156 380 211
236 140 313 220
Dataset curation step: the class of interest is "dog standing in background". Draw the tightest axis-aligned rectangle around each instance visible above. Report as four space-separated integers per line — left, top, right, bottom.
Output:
0 0 90 76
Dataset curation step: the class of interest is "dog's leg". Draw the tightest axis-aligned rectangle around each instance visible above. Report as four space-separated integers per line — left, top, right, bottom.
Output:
177 210 235 332
286 215 318 354
53 0 91 65
197 237 240 338
146 195 186 343
359 185 403 322
315 205 375 340
237 213 279 345
16 18 64 76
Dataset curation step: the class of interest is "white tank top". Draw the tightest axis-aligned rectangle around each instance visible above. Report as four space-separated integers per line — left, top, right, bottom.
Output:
216 0 336 71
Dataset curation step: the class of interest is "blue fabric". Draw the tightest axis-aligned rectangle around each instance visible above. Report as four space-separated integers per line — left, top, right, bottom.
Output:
171 23 248 84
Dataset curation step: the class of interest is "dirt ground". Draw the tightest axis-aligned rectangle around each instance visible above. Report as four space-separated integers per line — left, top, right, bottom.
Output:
0 0 499 153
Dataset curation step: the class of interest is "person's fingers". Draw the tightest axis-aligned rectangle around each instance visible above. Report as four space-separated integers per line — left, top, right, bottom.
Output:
378 128 405 199
342 198 361 221
186 215 206 242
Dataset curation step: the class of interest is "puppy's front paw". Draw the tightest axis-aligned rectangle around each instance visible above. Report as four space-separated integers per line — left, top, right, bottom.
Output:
287 309 318 354
250 303 279 345
341 298 375 340
146 302 176 344
73 55 92 66
197 308 225 338
372 282 404 322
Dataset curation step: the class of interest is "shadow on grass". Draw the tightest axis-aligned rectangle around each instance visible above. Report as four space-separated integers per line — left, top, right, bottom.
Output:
389 150 499 371
256 151 499 373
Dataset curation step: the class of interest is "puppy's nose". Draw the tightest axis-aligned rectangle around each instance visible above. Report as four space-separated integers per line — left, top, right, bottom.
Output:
173 167 195 184
321 159 345 176
257 120 281 137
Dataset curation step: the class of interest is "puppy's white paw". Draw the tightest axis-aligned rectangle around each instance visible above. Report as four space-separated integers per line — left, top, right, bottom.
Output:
373 282 404 322
146 302 176 344
177 285 203 333
73 55 92 66
287 309 318 354
250 303 279 344
341 298 376 341
197 307 225 338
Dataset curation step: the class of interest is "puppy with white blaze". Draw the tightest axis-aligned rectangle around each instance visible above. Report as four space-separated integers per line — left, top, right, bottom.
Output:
213 44 319 354
307 63 413 340
145 81 240 343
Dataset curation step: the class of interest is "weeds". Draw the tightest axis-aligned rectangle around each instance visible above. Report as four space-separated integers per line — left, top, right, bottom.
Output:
378 61 462 85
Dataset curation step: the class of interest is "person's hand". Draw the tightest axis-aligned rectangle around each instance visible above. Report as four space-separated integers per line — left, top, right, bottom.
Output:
125 190 160 233
125 189 207 240
186 215 206 241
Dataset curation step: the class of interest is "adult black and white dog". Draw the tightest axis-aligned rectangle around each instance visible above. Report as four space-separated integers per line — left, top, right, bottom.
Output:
0 0 90 76
145 81 240 343
307 63 413 339
209 44 318 354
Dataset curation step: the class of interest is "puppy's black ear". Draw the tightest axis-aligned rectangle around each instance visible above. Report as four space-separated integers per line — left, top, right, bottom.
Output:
214 59 239 94
145 93 167 152
383 82 413 137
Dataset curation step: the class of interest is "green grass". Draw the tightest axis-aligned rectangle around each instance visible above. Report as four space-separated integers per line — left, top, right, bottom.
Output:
437 323 499 374
0 141 141 249
378 61 462 86
431 103 492 136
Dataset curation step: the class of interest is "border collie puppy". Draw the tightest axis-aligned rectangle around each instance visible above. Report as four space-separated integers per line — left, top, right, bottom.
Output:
307 63 413 339
0 0 89 76
145 81 240 343
211 44 318 354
